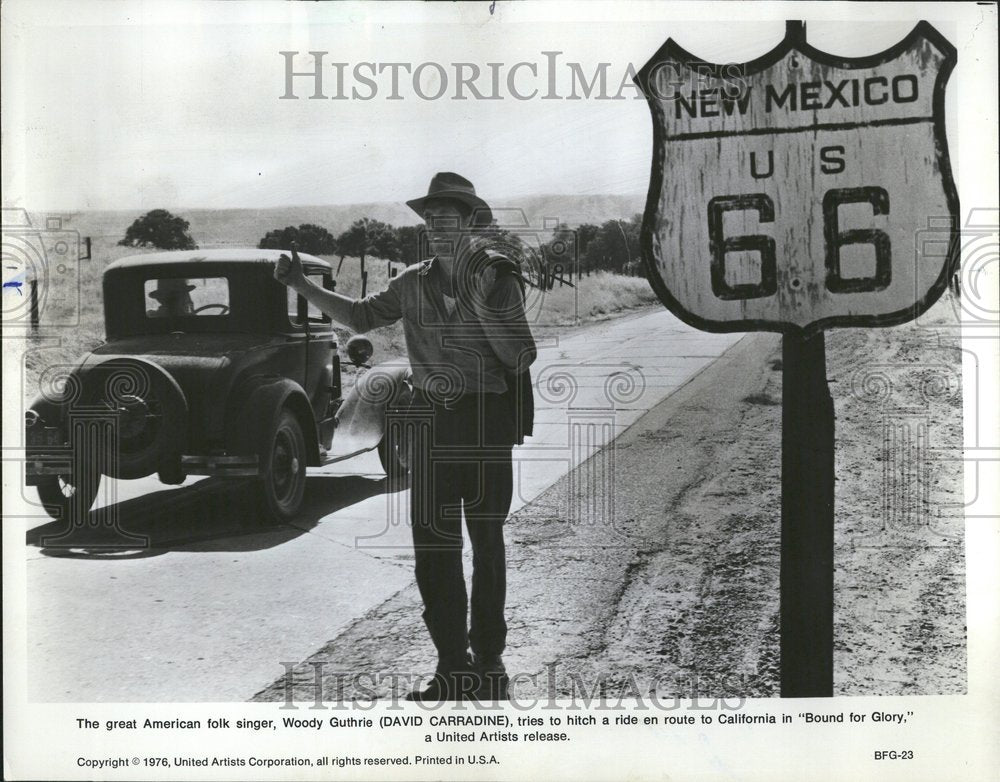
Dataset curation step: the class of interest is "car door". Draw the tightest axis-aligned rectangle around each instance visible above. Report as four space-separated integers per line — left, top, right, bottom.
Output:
289 270 338 447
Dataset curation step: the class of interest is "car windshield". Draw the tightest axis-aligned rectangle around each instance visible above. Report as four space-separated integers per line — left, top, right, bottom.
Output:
144 277 230 318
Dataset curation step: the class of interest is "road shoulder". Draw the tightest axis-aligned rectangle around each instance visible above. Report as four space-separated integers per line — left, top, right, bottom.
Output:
251 332 781 702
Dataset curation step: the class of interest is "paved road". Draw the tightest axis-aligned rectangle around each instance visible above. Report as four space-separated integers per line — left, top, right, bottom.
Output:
255 332 781 704
22 308 741 701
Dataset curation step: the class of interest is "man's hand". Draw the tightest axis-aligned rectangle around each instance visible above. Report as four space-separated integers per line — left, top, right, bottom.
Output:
274 246 308 291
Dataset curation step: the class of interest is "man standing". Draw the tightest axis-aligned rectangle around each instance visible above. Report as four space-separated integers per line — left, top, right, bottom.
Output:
274 172 536 701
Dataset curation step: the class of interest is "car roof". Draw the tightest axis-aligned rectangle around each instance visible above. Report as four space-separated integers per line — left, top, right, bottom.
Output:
104 248 331 274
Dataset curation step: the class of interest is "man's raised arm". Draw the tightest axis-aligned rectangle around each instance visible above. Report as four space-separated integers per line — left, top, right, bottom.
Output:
274 249 402 333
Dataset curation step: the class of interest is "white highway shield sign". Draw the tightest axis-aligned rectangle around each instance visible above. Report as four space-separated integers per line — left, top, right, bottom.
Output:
635 22 959 333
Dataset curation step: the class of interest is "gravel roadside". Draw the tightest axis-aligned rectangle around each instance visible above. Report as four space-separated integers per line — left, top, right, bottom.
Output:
252 297 964 702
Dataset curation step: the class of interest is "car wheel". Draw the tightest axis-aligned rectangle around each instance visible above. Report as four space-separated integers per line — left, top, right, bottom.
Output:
35 469 101 522
377 425 409 493
256 407 306 521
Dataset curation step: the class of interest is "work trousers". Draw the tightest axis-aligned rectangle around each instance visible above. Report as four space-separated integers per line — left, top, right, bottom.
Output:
407 390 514 669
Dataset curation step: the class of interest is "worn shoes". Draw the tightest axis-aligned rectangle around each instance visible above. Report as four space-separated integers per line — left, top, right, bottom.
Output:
406 654 478 702
405 653 510 702
472 654 509 701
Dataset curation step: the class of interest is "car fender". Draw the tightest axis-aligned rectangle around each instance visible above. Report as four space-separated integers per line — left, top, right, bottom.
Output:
227 377 320 466
52 353 189 423
47 356 190 480
330 362 413 459
26 390 70 430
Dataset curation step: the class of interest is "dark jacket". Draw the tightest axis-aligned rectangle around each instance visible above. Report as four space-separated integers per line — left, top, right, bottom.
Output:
485 251 534 446
505 366 534 445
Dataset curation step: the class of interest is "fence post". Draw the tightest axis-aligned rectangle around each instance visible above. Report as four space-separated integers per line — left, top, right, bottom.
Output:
29 278 39 331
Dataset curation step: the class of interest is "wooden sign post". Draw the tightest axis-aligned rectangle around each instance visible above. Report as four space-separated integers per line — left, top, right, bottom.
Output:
636 21 958 697
781 329 834 695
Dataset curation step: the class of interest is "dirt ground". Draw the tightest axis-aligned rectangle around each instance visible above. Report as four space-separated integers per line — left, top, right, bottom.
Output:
253 295 965 703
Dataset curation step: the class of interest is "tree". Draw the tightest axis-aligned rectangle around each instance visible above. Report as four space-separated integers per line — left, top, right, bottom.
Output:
541 223 579 285
395 224 426 266
118 209 197 250
581 216 641 274
548 222 592 263
473 221 514 256
258 224 337 255
472 220 548 289
536 222 600 280
575 223 600 259
335 218 400 268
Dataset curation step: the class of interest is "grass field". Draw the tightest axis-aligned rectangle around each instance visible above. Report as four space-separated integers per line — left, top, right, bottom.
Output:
19 228 657 397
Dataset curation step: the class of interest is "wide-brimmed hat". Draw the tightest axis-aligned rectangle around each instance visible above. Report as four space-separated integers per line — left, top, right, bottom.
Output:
406 172 493 227
149 278 195 300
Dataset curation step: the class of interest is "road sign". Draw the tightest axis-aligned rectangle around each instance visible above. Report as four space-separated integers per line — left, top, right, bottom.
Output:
636 21 958 334
634 21 959 698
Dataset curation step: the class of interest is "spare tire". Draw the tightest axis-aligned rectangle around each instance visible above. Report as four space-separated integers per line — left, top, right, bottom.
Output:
73 358 188 480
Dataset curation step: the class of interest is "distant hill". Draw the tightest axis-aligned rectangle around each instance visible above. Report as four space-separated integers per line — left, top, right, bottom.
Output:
29 194 646 252
488 193 646 230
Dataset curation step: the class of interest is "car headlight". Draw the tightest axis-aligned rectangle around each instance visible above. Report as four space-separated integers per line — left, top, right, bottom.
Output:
346 335 374 366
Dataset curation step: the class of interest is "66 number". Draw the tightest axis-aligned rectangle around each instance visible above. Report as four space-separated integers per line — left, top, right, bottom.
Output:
707 187 891 301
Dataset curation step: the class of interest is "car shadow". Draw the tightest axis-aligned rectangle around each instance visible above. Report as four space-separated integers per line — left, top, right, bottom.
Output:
26 474 394 560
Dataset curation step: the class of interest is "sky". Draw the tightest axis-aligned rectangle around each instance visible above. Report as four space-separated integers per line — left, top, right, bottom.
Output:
1 1 991 212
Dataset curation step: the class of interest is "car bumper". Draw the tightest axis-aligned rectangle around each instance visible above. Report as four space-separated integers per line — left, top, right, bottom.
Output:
180 454 259 477
25 455 73 484
24 449 260 481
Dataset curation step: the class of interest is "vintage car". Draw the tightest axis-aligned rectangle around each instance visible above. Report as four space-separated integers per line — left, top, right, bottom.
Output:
24 249 411 522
